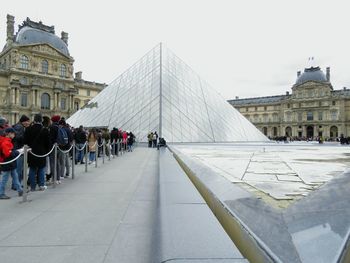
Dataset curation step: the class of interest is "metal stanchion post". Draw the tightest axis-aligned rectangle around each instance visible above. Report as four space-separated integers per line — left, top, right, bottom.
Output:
95 144 98 168
117 139 120 156
112 139 115 158
22 145 28 202
53 143 57 188
85 143 88 172
72 141 75 180
108 141 111 161
102 140 105 164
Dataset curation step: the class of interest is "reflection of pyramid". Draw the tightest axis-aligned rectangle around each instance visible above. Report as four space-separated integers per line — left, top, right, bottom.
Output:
68 44 268 142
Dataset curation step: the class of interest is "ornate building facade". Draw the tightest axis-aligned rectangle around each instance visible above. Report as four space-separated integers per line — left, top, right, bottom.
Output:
228 65 350 140
0 15 106 124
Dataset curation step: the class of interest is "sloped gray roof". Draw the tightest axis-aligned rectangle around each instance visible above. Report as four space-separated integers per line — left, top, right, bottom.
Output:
228 95 288 105
15 26 69 56
295 67 327 86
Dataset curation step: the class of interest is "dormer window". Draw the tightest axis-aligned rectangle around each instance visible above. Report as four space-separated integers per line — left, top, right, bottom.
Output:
20 55 29 69
41 60 48 74
60 64 66 77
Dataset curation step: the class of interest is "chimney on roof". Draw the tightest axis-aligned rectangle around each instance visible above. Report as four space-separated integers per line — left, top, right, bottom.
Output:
326 67 330 81
6 14 15 45
75 71 82 80
297 71 301 78
286 91 290 95
61 31 68 45
343 87 346 90
235 96 239 99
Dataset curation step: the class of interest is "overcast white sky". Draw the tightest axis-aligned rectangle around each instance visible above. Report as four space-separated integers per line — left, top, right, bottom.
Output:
1 0 349 100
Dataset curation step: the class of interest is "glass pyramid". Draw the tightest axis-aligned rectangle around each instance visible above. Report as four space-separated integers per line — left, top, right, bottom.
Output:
67 44 268 142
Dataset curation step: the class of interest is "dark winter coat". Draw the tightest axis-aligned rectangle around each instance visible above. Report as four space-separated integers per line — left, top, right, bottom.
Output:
0 136 19 171
49 122 59 147
24 123 50 168
12 122 25 150
74 129 87 144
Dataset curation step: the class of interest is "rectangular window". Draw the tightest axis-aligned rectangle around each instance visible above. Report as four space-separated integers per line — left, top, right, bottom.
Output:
298 112 302 122
307 111 313 121
74 101 79 111
331 111 337 120
60 98 66 110
318 111 323 121
20 93 27 107
87 90 91 96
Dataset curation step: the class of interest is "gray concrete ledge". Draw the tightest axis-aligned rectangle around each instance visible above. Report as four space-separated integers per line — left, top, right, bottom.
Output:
158 147 248 262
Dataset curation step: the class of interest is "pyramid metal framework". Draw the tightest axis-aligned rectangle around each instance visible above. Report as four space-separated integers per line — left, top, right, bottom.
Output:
67 44 268 142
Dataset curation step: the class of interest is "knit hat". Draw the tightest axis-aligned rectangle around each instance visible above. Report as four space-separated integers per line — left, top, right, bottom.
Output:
51 115 61 123
34 114 43 123
5 127 15 134
0 117 6 127
19 114 30 123
59 119 66 125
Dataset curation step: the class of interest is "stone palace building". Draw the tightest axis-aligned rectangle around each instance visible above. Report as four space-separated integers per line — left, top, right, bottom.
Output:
228 65 350 140
0 14 106 124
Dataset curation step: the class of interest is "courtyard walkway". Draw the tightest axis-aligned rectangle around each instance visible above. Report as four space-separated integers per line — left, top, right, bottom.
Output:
0 146 159 263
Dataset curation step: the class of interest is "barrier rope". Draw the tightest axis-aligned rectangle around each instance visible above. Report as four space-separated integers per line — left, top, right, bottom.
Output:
57 144 74 154
28 144 56 158
0 152 23 165
75 142 87 151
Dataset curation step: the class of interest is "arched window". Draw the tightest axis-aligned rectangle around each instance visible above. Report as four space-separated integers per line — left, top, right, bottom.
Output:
20 55 29 69
263 127 268 135
41 93 50 110
41 60 48 74
330 126 338 138
285 126 292 137
60 64 66 77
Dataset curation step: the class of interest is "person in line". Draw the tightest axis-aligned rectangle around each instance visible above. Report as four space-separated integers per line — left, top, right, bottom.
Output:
48 115 64 184
0 128 23 199
127 132 135 152
59 119 73 178
42 116 51 180
12 114 30 186
110 128 118 156
74 125 87 164
88 129 97 165
102 128 111 157
24 114 50 191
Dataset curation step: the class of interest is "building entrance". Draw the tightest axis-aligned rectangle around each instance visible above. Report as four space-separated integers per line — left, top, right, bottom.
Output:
307 126 314 139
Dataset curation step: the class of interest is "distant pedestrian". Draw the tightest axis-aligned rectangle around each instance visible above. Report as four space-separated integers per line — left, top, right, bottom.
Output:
153 132 158 148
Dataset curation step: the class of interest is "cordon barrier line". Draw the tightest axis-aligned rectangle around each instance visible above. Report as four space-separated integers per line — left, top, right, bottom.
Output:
0 139 138 203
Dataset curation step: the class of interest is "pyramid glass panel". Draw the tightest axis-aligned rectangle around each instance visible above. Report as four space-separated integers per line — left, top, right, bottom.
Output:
67 44 268 142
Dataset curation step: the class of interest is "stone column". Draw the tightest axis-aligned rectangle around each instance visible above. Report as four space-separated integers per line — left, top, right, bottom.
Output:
11 88 15 105
57 93 60 109
14 88 19 105
32 90 36 107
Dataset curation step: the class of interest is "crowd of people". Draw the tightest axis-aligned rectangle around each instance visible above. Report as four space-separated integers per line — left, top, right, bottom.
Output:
147 131 166 149
0 114 135 200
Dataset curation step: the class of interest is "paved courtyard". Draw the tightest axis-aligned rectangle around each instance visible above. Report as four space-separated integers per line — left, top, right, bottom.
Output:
172 142 350 208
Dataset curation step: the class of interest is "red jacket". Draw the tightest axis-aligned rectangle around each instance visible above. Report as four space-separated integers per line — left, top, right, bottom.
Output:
0 136 13 160
0 136 18 171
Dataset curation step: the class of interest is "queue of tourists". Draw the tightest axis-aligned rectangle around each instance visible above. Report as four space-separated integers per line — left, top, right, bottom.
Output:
0 114 135 200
